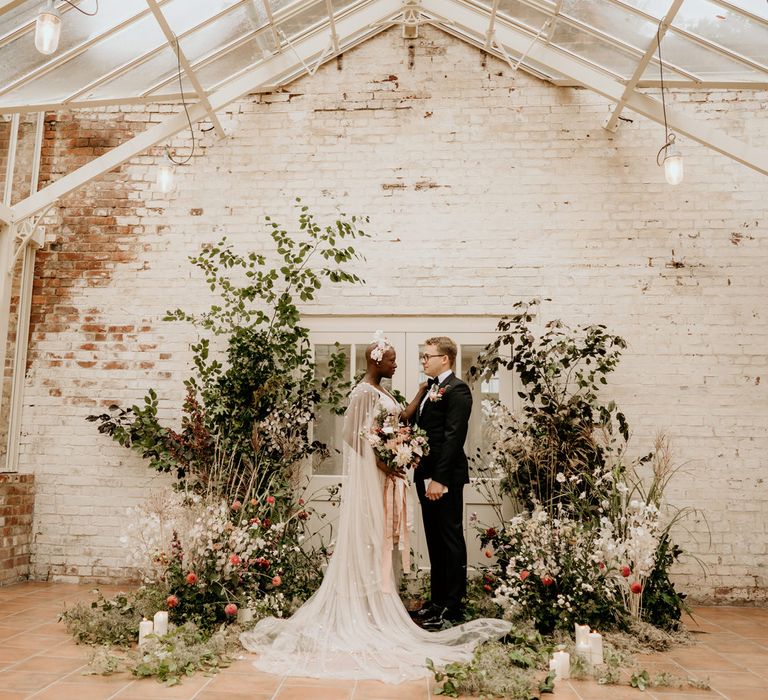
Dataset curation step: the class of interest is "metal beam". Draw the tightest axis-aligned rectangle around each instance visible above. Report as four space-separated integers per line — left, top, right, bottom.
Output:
10 0 402 222
145 0 226 139
605 0 684 133
423 0 768 176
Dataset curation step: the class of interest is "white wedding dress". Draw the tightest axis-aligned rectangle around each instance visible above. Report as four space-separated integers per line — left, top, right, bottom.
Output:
239 382 511 683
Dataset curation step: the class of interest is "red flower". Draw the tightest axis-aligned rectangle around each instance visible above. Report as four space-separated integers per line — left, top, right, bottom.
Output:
262 518 271 528
298 498 305 505
271 575 282 587
224 603 238 617
166 594 179 609
185 572 198 585
298 510 309 520
484 550 493 558
630 582 643 594
483 584 492 592
485 527 497 538
540 575 554 586
597 562 606 570
249 498 258 507
519 570 530 581
231 500 242 511
620 565 632 578
266 495 276 505
229 554 242 566
250 518 260 525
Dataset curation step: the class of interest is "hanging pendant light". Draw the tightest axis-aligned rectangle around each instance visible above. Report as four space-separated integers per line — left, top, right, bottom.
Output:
156 151 175 193
655 25 684 185
35 0 62 55
661 133 684 185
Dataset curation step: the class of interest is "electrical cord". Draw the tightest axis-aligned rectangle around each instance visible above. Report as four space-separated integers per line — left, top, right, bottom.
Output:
655 22 674 166
61 0 99 16
166 32 196 165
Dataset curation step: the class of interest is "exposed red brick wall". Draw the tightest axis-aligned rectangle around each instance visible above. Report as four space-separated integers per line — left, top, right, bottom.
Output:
0 474 34 585
30 110 154 368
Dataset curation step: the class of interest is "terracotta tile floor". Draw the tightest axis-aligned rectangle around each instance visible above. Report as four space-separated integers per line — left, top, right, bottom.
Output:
0 583 766 700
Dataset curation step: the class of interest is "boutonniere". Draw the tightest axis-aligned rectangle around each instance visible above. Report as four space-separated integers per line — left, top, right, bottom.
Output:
427 385 446 402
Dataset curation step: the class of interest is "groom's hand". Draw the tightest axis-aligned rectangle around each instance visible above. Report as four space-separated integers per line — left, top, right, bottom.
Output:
425 480 446 500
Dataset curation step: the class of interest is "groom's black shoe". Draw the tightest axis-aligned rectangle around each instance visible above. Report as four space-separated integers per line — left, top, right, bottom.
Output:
419 607 464 631
409 602 439 622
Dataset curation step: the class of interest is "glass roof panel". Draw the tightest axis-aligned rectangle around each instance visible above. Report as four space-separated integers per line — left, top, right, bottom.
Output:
561 0 658 52
676 0 768 68
657 30 768 81
548 21 642 80
82 48 180 101
495 0 552 32
277 0 331 40
179 2 269 64
0 12 166 108
0 0 147 95
161 0 245 35
177 30 275 93
0 0 49 38
617 0 674 19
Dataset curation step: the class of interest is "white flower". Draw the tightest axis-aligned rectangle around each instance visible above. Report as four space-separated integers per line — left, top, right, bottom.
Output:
555 472 566 483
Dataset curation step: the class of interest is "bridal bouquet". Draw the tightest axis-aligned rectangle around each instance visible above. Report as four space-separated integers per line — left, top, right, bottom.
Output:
363 409 429 475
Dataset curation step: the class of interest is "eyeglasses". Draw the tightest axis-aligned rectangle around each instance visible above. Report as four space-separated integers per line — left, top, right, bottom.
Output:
420 353 446 362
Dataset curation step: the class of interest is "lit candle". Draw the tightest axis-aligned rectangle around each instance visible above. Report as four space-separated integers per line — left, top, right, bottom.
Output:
153 611 168 637
575 623 590 648
138 618 154 646
553 650 570 680
589 630 604 665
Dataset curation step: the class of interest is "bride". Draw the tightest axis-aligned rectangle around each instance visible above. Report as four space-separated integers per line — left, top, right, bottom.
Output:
239 336 511 683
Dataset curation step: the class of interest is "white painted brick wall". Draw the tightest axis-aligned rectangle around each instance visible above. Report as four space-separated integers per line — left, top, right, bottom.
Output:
18 26 767 601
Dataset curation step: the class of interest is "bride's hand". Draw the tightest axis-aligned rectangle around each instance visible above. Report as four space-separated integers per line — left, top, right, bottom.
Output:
376 457 405 480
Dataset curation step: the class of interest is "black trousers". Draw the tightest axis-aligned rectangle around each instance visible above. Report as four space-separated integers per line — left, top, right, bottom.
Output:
416 479 467 613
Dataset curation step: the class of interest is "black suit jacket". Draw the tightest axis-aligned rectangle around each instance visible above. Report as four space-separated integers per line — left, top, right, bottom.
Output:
414 373 472 486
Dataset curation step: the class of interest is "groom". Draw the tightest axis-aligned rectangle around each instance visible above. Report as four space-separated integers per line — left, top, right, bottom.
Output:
408 336 472 630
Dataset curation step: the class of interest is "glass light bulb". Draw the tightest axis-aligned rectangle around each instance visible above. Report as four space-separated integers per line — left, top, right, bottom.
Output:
156 158 175 193
34 2 62 55
664 153 684 185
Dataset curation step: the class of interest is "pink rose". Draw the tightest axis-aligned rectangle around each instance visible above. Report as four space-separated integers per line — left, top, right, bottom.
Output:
484 550 493 558
231 500 242 511
271 575 282 587
620 565 631 578
630 582 643 594
166 594 179 608
298 498 305 505
249 498 258 506
540 575 554 586
519 570 530 581
224 603 238 617
266 495 275 505
229 554 242 566
185 572 198 585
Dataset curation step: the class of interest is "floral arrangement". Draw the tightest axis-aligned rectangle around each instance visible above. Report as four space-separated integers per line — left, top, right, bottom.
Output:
470 303 691 633
363 408 429 475
123 486 324 632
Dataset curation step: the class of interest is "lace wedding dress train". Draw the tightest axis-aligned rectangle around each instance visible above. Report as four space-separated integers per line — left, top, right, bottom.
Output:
240 383 511 684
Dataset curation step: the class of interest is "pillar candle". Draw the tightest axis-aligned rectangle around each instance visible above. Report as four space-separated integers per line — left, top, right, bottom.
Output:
575 623 590 648
153 610 168 637
553 650 570 680
138 618 153 646
589 630 604 665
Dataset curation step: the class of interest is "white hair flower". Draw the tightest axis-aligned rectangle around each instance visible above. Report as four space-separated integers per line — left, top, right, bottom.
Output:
370 330 391 362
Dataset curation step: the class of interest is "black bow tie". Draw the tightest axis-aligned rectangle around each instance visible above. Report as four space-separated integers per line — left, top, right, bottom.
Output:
427 377 439 387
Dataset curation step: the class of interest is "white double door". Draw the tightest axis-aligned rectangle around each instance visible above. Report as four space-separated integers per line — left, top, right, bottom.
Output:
305 318 516 572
